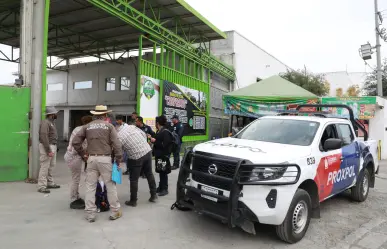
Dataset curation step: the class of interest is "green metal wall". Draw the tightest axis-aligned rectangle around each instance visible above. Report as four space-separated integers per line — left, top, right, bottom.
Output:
138 35 210 142
0 86 30 182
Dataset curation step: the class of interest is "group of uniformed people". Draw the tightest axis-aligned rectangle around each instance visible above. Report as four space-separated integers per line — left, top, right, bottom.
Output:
37 105 184 222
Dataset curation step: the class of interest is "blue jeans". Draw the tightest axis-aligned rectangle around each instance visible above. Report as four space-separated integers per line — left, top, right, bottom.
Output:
173 143 181 167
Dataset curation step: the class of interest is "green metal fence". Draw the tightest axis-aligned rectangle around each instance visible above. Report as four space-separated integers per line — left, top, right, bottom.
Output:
138 35 210 142
0 86 30 182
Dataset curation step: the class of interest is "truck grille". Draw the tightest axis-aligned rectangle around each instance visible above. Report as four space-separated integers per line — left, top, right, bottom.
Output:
191 152 239 191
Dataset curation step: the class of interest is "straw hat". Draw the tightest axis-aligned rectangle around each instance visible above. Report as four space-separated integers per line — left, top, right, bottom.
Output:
90 105 112 115
46 106 59 115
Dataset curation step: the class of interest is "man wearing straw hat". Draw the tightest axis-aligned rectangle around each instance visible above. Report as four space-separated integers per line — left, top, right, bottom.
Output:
37 106 61 193
72 105 123 222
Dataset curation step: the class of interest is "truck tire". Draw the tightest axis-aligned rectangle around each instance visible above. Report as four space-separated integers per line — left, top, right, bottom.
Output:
276 189 312 244
350 168 370 202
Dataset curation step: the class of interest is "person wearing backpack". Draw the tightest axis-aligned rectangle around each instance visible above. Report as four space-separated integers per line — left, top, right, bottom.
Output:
150 115 173 197
64 115 93 209
170 115 184 170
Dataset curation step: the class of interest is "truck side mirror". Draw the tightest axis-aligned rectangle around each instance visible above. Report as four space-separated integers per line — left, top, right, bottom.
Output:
323 138 342 151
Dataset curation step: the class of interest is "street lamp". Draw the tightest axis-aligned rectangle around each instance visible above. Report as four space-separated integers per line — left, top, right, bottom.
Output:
360 43 373 60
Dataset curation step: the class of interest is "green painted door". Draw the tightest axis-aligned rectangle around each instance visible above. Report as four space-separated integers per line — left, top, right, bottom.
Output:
0 86 30 182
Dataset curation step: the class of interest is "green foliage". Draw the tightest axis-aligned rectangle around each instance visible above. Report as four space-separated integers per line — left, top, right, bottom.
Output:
280 69 330 96
346 85 361 97
363 59 387 96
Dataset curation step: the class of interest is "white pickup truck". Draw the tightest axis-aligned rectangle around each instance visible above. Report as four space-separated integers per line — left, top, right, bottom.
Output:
174 105 379 244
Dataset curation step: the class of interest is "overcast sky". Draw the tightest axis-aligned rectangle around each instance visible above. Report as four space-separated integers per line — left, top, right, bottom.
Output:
0 0 386 84
186 0 387 73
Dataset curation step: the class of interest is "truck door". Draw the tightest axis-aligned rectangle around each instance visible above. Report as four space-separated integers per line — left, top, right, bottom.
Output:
315 124 342 201
332 123 360 194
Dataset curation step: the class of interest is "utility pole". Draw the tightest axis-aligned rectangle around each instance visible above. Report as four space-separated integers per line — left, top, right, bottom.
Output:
20 0 46 179
374 0 383 96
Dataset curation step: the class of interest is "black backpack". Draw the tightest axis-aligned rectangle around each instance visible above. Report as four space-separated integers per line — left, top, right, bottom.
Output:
171 201 193 211
165 129 179 153
95 182 110 212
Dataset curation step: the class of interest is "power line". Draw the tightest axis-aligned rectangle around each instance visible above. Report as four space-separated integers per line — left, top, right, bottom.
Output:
364 60 375 72
358 48 375 72
235 75 241 89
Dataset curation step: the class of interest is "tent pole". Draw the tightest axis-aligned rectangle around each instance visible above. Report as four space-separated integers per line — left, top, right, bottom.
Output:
229 115 234 135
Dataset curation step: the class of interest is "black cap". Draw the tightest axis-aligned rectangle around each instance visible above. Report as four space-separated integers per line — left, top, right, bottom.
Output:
172 114 179 120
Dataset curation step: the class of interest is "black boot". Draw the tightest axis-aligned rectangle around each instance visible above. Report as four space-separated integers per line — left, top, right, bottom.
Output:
125 199 137 207
158 189 169 197
70 198 85 209
149 194 158 203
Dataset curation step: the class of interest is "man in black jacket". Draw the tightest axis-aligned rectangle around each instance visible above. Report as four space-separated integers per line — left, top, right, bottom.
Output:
170 115 184 170
135 116 156 138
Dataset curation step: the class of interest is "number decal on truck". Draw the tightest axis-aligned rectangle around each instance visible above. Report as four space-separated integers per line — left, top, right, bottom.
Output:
307 157 315 165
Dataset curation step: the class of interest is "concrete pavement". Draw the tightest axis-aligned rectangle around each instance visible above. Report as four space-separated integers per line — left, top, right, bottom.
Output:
1 154 387 249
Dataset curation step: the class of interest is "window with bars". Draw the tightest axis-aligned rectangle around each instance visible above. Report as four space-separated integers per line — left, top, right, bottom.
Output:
120 76 130 91
105 77 116 91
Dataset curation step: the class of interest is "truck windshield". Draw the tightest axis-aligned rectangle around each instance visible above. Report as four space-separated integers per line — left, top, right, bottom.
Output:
235 118 320 146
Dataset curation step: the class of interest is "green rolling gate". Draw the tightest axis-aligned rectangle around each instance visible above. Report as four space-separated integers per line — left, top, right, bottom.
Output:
0 86 30 182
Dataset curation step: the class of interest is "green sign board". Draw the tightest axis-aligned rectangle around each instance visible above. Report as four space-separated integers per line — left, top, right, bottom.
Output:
223 96 319 117
321 97 377 120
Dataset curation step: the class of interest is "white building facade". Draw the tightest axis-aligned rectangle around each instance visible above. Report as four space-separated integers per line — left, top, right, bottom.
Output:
210 31 291 89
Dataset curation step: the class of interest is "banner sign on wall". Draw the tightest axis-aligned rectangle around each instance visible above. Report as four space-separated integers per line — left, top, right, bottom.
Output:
321 97 377 120
139 75 160 131
162 80 207 136
223 96 319 118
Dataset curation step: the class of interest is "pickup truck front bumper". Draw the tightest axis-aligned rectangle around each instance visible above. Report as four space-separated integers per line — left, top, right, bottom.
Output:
175 149 301 230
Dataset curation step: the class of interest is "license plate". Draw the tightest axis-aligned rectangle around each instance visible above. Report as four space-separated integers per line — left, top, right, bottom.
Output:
201 185 219 195
199 185 219 202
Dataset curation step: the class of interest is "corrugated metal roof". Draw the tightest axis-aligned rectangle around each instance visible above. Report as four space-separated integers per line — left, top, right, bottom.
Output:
0 0 226 59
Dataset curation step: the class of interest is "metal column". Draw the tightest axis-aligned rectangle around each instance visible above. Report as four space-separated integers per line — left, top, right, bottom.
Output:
374 0 383 97
20 0 33 87
41 0 50 120
20 0 49 179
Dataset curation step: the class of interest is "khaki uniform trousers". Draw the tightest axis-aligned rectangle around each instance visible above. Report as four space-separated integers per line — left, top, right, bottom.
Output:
38 143 57 190
85 156 120 218
68 157 83 202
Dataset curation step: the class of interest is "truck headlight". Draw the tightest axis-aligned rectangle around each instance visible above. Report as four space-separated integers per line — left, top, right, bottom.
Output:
238 164 300 185
248 167 287 181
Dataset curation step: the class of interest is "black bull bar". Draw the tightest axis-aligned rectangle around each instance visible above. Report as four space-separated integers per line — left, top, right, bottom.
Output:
174 148 301 228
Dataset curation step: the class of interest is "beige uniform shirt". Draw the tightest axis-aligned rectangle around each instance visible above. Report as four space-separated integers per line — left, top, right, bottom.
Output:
72 119 123 162
64 126 88 163
39 119 58 154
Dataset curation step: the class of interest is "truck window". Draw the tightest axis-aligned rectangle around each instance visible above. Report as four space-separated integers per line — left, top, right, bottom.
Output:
235 118 319 146
337 124 354 146
319 124 339 151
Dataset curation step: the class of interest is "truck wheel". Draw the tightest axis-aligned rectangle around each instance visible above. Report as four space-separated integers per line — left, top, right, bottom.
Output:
350 168 370 202
276 189 312 244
